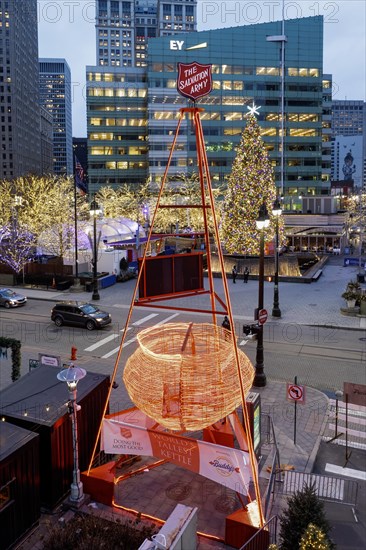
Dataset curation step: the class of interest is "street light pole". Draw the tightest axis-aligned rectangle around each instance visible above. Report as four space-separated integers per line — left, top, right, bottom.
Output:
90 195 101 301
272 198 282 317
57 365 87 504
253 203 270 387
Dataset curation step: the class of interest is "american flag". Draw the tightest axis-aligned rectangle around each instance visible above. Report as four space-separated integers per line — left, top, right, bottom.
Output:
75 156 87 195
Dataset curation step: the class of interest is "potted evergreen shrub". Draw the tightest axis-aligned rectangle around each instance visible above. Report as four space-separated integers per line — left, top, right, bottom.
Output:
341 289 358 308
359 293 366 315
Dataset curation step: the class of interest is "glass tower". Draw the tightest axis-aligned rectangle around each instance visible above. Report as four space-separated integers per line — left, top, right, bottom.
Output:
0 0 41 179
39 59 73 175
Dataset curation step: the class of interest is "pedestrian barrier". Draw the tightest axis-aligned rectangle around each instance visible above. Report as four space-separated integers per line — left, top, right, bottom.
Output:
282 470 358 506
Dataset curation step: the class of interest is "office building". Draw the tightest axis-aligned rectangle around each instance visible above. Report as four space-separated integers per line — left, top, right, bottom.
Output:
331 100 366 190
88 0 197 189
0 0 41 179
96 0 197 68
40 106 53 174
332 100 365 136
88 15 333 211
39 59 73 175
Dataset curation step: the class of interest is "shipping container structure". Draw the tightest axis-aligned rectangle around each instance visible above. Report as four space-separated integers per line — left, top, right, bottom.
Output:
0 422 40 550
0 366 109 510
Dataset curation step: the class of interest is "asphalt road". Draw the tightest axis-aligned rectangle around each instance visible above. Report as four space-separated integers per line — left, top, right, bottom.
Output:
0 299 365 396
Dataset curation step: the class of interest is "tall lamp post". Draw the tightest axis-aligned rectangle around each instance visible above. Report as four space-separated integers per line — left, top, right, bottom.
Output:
253 203 270 387
90 195 101 301
57 365 87 504
272 198 282 317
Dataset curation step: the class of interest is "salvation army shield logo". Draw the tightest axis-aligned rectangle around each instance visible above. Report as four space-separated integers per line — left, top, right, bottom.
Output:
177 62 212 101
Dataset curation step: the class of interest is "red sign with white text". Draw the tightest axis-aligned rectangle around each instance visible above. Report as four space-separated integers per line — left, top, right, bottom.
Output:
258 309 268 325
177 62 212 101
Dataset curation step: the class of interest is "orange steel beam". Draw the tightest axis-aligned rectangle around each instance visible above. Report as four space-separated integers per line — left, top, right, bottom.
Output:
87 105 265 528
193 109 265 526
87 110 185 474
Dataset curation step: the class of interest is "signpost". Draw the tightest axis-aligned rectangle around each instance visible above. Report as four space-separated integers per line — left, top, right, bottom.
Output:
287 377 306 444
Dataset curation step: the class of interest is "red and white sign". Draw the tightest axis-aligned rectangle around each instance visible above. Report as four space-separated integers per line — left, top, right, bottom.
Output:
258 309 268 325
102 410 253 495
177 62 212 101
287 383 306 403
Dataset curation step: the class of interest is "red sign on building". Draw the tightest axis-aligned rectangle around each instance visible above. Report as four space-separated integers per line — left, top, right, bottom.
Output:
177 62 212 101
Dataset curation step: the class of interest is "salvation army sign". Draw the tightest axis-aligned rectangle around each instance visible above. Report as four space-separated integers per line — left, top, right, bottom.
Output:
177 62 212 101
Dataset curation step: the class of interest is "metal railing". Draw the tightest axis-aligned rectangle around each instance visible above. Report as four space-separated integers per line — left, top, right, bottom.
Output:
239 515 278 550
261 414 282 518
283 470 359 506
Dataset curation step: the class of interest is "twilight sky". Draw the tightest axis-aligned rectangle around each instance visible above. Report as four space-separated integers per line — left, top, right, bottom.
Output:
37 0 366 137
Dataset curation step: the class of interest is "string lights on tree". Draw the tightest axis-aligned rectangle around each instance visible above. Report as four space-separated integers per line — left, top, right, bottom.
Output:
220 110 285 255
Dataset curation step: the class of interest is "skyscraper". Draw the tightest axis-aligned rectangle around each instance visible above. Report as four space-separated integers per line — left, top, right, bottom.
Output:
87 0 197 190
331 100 366 189
332 100 365 136
39 59 73 175
0 0 41 179
96 0 197 67
87 14 333 211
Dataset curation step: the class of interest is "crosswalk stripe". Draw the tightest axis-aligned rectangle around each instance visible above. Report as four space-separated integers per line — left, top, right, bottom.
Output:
101 313 180 359
325 463 366 481
84 313 159 352
84 329 130 352
132 313 159 326
322 436 366 451
328 423 366 440
333 413 366 427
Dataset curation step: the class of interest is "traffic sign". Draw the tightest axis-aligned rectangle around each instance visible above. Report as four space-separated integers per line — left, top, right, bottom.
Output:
287 383 306 403
258 309 268 325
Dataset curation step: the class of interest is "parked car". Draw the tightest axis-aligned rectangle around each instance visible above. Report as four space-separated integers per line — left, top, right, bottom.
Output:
51 301 112 330
0 288 27 308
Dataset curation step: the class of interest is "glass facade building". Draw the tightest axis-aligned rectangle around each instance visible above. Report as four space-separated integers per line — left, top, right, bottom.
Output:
0 0 41 179
87 15 333 210
96 0 197 68
39 59 73 175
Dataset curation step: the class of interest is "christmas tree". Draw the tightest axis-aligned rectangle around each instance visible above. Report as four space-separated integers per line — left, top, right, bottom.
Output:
220 109 283 255
300 523 330 549
279 482 334 549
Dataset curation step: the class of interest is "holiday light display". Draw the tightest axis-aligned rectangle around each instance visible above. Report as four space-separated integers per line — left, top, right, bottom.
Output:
123 322 255 432
220 114 284 255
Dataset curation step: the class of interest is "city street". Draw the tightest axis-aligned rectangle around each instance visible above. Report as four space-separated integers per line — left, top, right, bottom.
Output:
0 291 364 395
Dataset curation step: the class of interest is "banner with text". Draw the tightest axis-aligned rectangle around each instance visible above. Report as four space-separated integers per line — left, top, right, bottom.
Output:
102 415 253 495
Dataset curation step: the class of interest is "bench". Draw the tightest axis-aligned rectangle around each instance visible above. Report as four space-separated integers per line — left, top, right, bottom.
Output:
312 269 323 281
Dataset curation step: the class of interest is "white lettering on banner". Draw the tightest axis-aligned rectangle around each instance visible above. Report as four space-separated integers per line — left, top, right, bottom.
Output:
101 419 153 456
101 415 253 495
170 40 184 50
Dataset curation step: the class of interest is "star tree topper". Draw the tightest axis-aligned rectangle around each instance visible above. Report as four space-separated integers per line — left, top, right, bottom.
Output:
246 101 261 117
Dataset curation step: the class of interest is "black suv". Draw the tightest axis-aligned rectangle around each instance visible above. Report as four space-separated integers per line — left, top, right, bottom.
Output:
51 301 112 330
